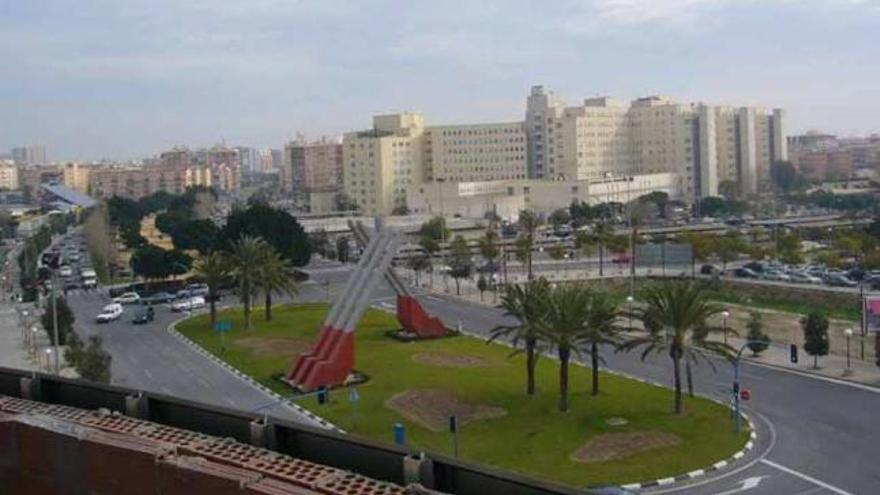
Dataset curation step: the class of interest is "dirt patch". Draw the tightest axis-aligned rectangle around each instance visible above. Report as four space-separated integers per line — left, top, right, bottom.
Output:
385 389 506 432
236 337 312 357
411 352 490 368
572 431 682 463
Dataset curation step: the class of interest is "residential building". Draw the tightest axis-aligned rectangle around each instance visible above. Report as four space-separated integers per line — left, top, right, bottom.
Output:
235 146 260 174
282 138 343 213
792 150 854 181
424 122 527 182
62 163 91 194
88 164 214 200
10 145 47 166
18 165 63 195
524 86 787 198
0 163 20 190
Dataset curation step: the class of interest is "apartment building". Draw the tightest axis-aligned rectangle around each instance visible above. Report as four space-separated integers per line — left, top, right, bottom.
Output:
62 163 91 194
342 113 426 216
88 164 213 199
525 86 787 198
0 163 19 190
424 122 527 182
10 145 47 166
282 138 343 212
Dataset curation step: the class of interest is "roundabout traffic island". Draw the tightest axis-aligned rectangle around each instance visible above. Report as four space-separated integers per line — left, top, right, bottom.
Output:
384 389 507 432
411 352 491 368
572 430 683 463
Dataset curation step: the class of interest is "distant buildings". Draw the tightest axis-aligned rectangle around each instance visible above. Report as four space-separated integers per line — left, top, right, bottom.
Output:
340 86 788 217
10 145 47 166
788 132 880 181
282 138 343 213
0 163 20 190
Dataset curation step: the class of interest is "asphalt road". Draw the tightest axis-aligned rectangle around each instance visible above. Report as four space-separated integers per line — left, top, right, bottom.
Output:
65 289 325 428
302 262 880 495
66 257 879 494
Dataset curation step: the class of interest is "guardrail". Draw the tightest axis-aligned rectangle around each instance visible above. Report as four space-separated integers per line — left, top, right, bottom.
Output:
0 366 591 495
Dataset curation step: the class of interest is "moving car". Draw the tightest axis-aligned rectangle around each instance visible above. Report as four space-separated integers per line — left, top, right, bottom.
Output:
171 296 206 312
113 292 141 305
612 253 632 264
132 306 155 325
58 266 73 277
733 267 760 279
699 264 723 276
95 303 123 323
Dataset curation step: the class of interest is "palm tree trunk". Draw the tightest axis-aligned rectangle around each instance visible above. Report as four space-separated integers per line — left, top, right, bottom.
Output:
686 359 694 397
559 347 570 412
599 245 604 276
265 291 272 321
526 337 537 395
591 342 600 396
672 354 683 414
209 291 217 328
527 247 533 280
455 279 461 295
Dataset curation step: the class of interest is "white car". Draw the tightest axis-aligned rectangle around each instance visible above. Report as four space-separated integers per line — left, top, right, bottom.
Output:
789 272 822 285
113 292 141 305
82 278 97 289
95 303 124 323
762 270 791 282
171 296 206 312
58 266 73 277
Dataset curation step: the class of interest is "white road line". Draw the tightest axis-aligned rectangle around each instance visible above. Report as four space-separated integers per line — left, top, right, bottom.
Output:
760 459 854 495
143 369 153 380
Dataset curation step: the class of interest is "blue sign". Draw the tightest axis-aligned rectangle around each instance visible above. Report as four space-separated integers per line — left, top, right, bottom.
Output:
348 387 360 404
213 320 233 333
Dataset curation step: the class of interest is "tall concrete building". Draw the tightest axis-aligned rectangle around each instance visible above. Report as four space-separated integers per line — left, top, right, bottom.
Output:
282 138 343 212
10 145 47 166
524 86 787 198
0 163 20 190
235 146 260 174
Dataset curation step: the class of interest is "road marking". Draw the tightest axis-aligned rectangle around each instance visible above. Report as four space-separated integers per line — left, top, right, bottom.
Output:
760 459 853 495
143 369 153 380
712 476 766 495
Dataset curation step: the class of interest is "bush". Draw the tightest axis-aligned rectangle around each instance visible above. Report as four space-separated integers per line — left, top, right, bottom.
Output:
745 311 770 356
41 296 75 345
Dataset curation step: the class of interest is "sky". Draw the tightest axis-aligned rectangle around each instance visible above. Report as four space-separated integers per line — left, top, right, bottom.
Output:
1 0 878 161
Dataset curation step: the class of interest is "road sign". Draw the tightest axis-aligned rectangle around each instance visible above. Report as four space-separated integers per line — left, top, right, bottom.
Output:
740 389 751 401
213 320 233 333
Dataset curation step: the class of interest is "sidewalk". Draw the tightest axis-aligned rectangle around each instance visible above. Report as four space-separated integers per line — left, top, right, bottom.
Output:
0 302 41 371
398 267 880 388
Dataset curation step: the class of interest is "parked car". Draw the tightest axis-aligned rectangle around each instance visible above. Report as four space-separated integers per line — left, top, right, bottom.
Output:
141 291 175 305
82 277 97 289
826 274 858 288
113 292 141 305
743 261 765 274
184 283 210 297
733 267 760 279
171 296 206 312
58 266 73 277
612 253 632 264
789 272 822 285
132 306 155 325
95 303 124 323
700 264 723 276
762 270 791 282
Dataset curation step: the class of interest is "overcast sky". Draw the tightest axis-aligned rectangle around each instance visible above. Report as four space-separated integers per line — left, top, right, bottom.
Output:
1 0 878 161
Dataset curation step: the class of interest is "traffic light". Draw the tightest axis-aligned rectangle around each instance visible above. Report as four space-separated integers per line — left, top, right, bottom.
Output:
790 344 798 364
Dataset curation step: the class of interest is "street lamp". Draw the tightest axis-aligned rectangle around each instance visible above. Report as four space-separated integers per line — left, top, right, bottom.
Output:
626 295 634 332
844 328 853 376
722 310 730 345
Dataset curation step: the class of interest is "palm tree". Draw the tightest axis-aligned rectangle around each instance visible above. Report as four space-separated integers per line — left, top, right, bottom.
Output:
582 291 624 396
539 282 593 412
592 222 614 276
618 282 735 414
489 278 550 396
518 210 540 280
229 235 265 332
193 251 229 329
256 243 299 321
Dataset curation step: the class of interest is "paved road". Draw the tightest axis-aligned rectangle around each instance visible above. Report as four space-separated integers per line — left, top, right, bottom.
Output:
65 289 325 427
302 262 880 495
66 257 879 494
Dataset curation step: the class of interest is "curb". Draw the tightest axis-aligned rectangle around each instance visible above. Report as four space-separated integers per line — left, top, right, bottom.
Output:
165 315 343 434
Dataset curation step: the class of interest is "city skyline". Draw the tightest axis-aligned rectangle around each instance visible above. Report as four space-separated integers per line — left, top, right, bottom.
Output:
2 0 878 161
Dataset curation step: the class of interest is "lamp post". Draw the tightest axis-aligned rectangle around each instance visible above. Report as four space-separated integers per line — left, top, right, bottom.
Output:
722 310 730 345
844 328 853 376
731 339 768 433
626 295 634 332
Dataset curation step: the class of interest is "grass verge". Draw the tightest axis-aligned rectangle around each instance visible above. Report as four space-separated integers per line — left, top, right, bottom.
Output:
177 303 749 487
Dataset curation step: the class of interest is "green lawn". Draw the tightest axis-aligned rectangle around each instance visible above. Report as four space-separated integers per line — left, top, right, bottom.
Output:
177 303 748 487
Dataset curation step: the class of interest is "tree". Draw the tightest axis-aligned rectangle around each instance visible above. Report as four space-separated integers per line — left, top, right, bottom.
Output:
334 193 359 212
256 243 299 321
65 333 112 383
548 244 567 276
193 251 229 329
408 253 431 286
169 219 219 254
619 282 735 414
770 161 805 192
418 216 449 243
490 279 551 396
448 235 473 295
549 208 571 231
41 296 74 345
229 236 266 332
591 222 616 276
478 229 500 267
477 275 489 301
131 245 170 280
539 283 593 412
336 236 351 263
802 312 830 369
581 291 624 396
518 210 540 279
165 249 193 277
745 311 770 357
714 232 744 271
419 235 440 286
219 203 311 267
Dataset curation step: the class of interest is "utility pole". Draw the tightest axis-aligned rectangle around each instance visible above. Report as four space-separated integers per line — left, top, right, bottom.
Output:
50 265 60 374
